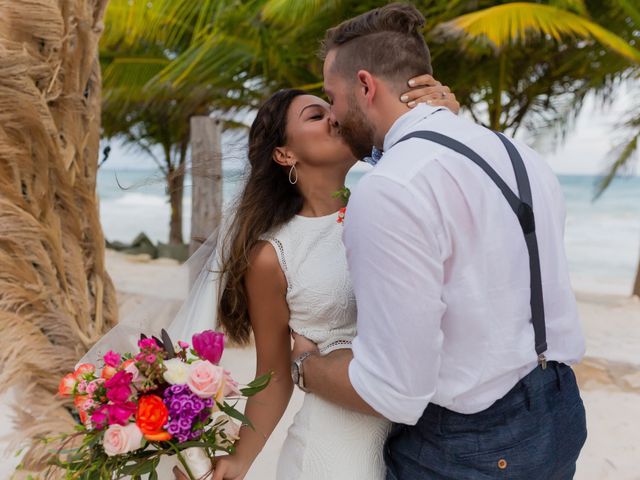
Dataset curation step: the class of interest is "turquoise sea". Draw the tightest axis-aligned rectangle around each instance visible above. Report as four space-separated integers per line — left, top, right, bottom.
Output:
98 168 640 295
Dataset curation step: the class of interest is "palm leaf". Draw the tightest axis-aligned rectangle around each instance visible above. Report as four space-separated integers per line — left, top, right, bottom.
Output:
438 3 640 64
619 0 640 27
596 131 640 198
262 0 344 25
102 56 170 89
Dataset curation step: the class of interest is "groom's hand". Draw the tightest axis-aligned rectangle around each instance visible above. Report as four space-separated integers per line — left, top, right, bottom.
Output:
400 74 460 114
291 331 319 361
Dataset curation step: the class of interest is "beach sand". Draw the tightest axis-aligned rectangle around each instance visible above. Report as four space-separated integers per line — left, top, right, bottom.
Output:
1 250 639 479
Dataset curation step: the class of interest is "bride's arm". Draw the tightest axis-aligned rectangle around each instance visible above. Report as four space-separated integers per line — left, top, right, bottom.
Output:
214 241 294 479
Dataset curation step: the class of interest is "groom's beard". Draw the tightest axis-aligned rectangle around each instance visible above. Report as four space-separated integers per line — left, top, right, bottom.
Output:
339 99 375 161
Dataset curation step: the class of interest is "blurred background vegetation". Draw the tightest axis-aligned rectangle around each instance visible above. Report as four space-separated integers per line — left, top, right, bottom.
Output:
99 0 640 245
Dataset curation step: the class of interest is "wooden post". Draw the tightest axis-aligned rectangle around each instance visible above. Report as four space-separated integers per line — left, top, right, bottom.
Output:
633 256 640 298
189 116 223 256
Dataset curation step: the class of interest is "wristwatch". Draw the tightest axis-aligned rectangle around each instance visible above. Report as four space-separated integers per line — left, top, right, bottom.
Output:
291 352 313 393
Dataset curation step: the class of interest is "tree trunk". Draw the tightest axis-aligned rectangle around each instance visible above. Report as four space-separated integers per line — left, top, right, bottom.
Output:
167 162 185 245
633 256 640 298
189 116 223 256
0 0 117 474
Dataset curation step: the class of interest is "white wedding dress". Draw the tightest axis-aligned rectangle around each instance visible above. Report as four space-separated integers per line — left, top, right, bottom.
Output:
262 212 390 480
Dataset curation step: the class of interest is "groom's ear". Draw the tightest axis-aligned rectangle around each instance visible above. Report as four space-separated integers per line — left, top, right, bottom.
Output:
356 70 376 106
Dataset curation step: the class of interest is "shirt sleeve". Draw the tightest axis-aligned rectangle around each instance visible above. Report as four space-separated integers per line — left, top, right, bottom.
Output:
345 174 446 425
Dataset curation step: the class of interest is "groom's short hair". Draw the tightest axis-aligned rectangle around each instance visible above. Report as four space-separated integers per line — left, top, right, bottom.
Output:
321 2 432 92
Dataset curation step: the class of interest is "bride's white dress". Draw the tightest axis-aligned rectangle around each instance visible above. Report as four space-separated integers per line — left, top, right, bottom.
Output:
263 212 390 480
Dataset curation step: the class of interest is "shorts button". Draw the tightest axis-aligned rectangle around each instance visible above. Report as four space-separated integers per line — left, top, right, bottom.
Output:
498 459 508 469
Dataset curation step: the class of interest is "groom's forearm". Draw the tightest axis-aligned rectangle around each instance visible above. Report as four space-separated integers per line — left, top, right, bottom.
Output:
303 349 382 417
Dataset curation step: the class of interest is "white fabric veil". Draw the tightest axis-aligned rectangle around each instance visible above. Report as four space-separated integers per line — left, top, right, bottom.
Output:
78 218 232 367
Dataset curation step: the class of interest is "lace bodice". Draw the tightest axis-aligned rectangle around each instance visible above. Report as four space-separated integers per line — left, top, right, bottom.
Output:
263 212 357 353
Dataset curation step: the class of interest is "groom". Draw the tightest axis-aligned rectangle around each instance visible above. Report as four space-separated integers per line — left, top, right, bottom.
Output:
292 3 587 479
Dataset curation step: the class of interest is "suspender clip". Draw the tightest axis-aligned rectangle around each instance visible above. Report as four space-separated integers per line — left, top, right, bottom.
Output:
538 354 548 370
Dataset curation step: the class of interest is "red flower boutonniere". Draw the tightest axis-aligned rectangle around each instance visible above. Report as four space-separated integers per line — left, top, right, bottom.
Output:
332 187 351 225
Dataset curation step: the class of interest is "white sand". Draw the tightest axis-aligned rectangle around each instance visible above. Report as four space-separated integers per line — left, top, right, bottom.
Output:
1 250 639 479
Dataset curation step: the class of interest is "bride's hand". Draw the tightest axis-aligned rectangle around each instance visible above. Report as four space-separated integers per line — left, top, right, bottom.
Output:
400 74 460 114
211 456 248 480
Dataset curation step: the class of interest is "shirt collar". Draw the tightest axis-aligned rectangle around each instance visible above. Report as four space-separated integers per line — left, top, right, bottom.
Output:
382 103 444 153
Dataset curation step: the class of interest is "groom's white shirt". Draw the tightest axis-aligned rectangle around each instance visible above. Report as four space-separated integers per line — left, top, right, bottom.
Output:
345 104 585 425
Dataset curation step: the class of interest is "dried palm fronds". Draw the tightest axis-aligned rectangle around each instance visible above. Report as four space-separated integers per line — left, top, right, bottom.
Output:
0 0 116 476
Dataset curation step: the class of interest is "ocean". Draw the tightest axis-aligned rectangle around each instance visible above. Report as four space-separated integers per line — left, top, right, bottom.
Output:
97 168 640 295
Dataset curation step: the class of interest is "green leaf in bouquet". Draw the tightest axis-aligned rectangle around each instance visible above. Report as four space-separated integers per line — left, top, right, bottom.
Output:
161 329 176 358
240 372 272 397
218 401 254 429
120 459 156 476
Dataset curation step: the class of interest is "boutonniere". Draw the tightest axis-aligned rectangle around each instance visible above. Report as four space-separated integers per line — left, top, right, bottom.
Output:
332 187 351 225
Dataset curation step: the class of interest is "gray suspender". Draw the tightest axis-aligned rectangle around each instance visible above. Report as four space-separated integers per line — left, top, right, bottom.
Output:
394 130 548 368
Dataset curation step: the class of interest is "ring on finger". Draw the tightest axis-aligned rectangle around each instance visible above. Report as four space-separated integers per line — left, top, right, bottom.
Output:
441 91 447 99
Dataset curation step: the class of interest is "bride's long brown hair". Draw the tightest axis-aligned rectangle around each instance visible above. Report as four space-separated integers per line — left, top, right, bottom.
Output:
218 89 306 344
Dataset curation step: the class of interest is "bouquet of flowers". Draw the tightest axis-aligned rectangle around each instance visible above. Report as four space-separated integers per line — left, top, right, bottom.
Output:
48 329 269 479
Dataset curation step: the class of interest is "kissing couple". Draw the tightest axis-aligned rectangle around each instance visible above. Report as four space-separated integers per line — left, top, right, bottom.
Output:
166 3 588 479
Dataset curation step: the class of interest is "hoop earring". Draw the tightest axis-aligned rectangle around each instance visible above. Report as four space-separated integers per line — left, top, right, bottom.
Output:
288 165 298 185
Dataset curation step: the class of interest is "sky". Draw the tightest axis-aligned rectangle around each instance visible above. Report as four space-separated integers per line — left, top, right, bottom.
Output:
102 87 639 177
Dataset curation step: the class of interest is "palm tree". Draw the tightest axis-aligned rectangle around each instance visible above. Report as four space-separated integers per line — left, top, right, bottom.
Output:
0 0 117 476
99 0 640 251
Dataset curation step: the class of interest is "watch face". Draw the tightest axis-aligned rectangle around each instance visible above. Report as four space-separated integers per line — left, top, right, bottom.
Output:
291 362 299 384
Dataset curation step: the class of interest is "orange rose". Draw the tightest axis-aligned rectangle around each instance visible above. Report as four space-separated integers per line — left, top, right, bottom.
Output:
136 395 171 441
74 364 96 378
101 365 117 380
58 373 77 397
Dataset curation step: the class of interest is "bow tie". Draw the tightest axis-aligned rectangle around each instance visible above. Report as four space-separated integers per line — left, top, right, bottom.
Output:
364 147 383 166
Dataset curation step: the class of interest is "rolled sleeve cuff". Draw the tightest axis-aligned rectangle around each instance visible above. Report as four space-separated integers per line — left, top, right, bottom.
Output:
348 357 432 426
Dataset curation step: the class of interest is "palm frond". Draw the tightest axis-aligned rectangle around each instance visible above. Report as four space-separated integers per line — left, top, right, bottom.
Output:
261 0 345 25
549 0 588 15
438 3 640 63
618 0 640 27
102 56 170 89
595 132 639 198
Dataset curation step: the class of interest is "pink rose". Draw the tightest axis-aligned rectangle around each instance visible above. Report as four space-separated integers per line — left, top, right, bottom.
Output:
103 351 121 368
192 331 224 365
102 423 144 456
186 360 224 399
223 371 242 397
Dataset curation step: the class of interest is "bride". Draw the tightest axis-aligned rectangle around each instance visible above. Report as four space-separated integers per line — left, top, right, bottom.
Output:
170 77 459 480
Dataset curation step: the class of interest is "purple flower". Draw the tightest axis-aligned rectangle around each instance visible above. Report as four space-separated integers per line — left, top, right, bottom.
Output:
163 381 214 444
192 330 224 365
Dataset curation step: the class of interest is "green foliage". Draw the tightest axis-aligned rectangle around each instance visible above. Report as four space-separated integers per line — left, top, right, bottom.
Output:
100 0 640 207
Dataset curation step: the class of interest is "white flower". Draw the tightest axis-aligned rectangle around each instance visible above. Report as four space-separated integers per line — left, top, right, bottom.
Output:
163 358 189 385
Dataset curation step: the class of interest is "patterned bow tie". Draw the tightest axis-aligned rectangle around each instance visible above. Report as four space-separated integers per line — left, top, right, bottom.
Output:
364 147 383 166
